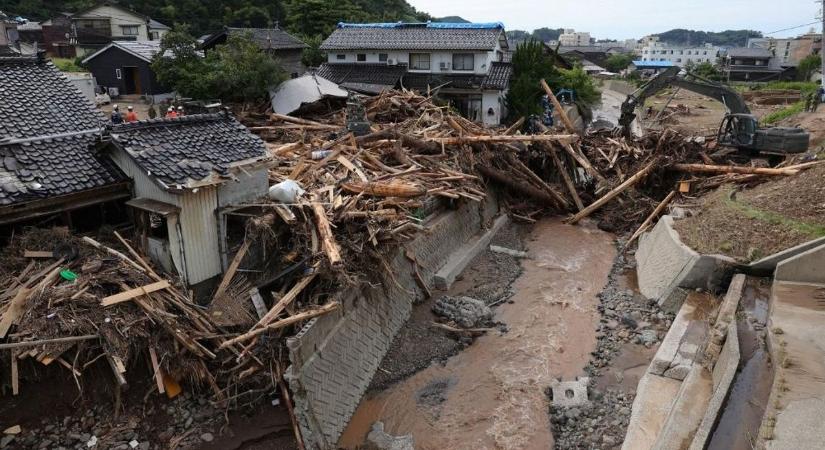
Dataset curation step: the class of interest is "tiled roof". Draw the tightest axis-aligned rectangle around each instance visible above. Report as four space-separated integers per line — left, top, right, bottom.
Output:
316 63 407 87
483 62 512 90
82 41 162 64
0 56 123 205
110 113 268 189
0 56 104 139
148 18 170 30
211 27 307 50
402 72 486 90
320 22 506 51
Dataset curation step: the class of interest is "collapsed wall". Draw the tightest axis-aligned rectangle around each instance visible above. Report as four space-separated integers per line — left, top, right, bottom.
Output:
285 196 500 449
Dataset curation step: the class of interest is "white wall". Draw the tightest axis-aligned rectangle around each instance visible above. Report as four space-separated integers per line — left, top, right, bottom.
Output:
481 90 504 126
327 50 498 75
217 167 268 207
640 43 719 67
77 5 150 40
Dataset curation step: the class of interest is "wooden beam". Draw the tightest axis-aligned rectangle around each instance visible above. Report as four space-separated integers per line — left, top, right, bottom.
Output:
560 143 607 184
624 190 677 249
100 280 171 307
221 302 341 347
424 134 579 145
212 240 251 301
546 144 585 211
670 163 799 176
310 202 343 266
503 117 525 135
148 346 165 395
0 288 31 338
0 334 99 350
567 158 660 224
23 251 53 258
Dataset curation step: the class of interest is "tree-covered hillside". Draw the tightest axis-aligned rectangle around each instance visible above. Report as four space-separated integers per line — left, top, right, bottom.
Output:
507 28 565 46
0 0 430 37
655 29 763 47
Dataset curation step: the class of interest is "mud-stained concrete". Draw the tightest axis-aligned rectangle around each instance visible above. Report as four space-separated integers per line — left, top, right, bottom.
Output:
338 219 615 449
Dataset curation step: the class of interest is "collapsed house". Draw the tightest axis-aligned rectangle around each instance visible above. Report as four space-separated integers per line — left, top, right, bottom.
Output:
317 22 513 125
0 54 130 227
106 113 271 287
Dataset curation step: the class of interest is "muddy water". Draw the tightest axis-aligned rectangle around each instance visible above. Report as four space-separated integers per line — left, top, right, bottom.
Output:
338 220 615 450
707 277 774 450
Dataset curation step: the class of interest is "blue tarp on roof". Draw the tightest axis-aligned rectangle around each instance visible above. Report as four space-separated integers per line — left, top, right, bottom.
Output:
632 60 674 68
337 22 504 29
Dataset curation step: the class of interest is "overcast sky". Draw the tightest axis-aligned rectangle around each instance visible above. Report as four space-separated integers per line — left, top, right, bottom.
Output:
407 0 820 40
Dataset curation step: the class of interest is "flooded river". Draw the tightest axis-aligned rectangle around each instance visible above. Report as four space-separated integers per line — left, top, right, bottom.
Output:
339 219 615 449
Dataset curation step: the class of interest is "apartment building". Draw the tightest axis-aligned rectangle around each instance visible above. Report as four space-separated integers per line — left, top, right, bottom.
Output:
559 29 592 47
639 41 719 67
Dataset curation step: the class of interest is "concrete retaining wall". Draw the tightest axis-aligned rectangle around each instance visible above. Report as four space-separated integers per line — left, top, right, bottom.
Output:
749 237 825 275
774 243 825 284
636 216 737 312
285 197 500 449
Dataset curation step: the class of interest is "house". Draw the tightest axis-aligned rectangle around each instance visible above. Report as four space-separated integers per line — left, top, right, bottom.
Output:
0 11 19 54
106 112 270 287
558 47 610 67
0 54 130 227
721 48 789 82
638 41 719 68
748 34 822 68
201 27 307 77
82 40 170 98
42 2 169 58
318 22 513 126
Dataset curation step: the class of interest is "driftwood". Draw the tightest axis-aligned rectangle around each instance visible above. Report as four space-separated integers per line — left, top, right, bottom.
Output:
477 165 564 207
426 134 579 145
568 158 660 224
212 240 251 301
671 163 799 176
341 181 427 198
540 79 577 133
561 143 607 184
546 143 584 211
310 201 343 266
624 190 677 249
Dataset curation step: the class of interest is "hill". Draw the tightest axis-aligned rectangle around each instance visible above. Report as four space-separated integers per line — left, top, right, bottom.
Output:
433 16 469 23
0 0 430 37
655 28 763 47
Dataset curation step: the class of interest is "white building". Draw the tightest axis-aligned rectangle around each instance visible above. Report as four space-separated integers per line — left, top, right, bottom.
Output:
318 22 512 126
65 2 170 56
639 41 719 67
559 29 592 47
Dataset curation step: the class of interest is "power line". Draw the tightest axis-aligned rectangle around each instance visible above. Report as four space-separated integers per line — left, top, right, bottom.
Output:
764 20 820 35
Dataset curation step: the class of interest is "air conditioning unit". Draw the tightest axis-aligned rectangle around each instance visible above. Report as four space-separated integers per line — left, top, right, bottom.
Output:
386 58 397 65
439 61 450 70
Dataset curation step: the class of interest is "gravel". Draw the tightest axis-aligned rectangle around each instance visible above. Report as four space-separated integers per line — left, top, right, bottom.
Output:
550 246 674 449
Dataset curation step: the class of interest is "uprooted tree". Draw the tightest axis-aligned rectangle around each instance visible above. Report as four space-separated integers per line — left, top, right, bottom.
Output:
506 39 601 121
152 26 287 103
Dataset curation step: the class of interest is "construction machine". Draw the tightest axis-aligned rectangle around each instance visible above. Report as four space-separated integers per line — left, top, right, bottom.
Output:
619 66 809 155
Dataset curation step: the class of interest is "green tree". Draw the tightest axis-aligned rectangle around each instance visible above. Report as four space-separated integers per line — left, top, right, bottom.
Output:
285 0 365 36
797 55 821 81
153 27 286 102
604 53 635 73
224 5 271 28
300 34 326 67
691 61 723 81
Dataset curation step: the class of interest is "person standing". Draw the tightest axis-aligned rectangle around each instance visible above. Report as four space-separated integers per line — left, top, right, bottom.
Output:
125 105 138 122
166 106 178 118
111 104 123 124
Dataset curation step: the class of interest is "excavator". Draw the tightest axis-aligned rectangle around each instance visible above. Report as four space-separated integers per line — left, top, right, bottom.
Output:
619 66 810 156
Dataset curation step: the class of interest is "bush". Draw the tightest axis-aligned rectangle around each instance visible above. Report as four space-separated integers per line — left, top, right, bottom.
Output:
759 81 819 95
604 53 634 73
761 102 804 125
51 58 86 72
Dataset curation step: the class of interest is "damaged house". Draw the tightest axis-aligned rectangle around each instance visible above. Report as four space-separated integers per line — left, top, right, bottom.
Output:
318 22 512 125
106 113 271 287
0 54 130 227
201 26 308 78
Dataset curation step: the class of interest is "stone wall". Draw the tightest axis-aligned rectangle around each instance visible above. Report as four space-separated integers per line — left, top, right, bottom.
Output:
285 196 499 449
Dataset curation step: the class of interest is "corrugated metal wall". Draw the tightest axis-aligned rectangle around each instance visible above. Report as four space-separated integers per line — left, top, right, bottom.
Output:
177 186 222 285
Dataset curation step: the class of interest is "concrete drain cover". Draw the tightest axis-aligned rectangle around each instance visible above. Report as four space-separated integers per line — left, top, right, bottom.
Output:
550 377 590 407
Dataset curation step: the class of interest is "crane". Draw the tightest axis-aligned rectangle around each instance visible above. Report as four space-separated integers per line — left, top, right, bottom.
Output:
619 66 809 155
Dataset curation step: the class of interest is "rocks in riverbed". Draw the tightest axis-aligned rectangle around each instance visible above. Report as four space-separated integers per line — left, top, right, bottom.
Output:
365 422 414 450
550 389 633 450
432 296 493 328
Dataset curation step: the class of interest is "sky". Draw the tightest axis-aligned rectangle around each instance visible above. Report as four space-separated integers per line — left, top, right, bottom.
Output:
407 0 820 40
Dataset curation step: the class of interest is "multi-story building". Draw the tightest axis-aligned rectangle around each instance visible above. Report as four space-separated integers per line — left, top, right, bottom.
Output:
318 22 512 126
747 34 822 67
559 29 592 47
0 11 19 53
41 2 169 58
639 41 719 67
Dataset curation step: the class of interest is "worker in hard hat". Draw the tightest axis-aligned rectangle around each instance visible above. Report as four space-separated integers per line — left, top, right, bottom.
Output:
125 105 138 122
166 106 178 118
111 104 123 124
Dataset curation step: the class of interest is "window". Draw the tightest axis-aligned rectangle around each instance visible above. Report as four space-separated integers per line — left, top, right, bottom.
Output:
703 51 707 55
676 58 682 62
357 53 366 62
378 53 388 62
452 53 474 71
409 53 431 70
336 54 346 60
115 68 122 79
120 25 139 36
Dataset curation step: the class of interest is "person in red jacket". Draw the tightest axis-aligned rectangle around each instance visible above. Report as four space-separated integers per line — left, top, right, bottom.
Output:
125 106 138 122
166 106 178 118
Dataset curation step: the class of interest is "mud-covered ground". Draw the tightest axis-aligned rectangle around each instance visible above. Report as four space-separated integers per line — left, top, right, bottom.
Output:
368 223 525 391
550 248 674 449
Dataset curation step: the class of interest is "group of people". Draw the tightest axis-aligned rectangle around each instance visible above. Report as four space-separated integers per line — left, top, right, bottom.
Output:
803 85 825 113
110 105 185 124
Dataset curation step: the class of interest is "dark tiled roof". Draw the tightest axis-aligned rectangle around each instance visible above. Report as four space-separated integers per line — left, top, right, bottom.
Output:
0 132 123 205
0 56 105 139
220 27 307 50
483 62 512 89
110 113 268 189
0 56 123 205
320 23 505 51
316 63 407 87
402 72 486 90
